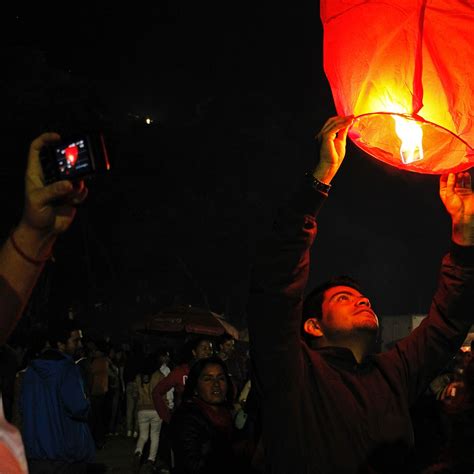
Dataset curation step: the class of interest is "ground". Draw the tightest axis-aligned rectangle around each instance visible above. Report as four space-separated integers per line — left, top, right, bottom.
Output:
95 434 170 474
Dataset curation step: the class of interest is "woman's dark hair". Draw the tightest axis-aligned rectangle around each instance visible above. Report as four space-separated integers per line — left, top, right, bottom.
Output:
182 356 234 404
179 335 213 363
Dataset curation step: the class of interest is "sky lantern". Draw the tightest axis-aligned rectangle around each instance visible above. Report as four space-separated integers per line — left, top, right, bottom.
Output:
64 144 79 168
320 0 474 174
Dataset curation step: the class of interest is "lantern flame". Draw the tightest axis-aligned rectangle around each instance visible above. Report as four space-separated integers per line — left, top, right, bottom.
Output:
392 115 424 164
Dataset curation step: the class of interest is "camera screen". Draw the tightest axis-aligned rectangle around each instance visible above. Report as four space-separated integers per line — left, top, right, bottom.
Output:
53 138 94 179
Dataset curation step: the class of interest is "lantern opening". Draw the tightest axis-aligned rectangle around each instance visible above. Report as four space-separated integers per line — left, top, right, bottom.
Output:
349 113 473 175
392 115 424 165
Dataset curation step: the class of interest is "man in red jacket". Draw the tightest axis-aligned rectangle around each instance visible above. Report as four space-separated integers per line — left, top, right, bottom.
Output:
152 336 213 423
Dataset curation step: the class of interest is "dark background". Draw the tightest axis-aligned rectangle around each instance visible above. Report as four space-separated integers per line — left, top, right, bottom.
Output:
0 2 452 337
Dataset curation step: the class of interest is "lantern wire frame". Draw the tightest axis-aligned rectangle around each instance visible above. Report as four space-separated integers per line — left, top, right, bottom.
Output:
349 112 474 175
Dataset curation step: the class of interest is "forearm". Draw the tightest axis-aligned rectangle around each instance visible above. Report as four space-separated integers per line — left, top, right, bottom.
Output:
0 223 56 344
248 182 326 392
394 245 474 403
152 385 171 422
452 220 474 247
251 181 326 297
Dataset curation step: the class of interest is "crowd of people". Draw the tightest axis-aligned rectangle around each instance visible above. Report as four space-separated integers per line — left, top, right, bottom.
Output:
0 118 472 473
3 322 257 473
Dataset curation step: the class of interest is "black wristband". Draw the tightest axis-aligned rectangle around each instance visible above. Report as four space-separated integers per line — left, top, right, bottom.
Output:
305 173 332 194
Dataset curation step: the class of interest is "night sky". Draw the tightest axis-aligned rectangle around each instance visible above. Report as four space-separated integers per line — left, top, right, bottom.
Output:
0 2 456 336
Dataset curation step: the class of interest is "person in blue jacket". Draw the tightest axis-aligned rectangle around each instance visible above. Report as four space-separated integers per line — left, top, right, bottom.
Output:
21 319 95 474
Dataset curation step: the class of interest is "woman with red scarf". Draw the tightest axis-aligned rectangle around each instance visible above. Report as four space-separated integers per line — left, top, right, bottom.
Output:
170 357 245 474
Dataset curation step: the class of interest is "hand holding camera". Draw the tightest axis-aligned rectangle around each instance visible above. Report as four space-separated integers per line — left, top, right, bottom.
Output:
19 132 94 252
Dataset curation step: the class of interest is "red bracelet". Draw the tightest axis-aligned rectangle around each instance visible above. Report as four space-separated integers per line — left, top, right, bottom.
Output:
9 230 53 266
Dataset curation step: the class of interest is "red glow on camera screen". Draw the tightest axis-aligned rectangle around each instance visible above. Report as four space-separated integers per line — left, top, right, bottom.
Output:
65 145 78 167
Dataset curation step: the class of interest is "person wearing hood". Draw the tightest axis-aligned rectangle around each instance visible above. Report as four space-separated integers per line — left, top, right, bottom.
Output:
20 319 95 473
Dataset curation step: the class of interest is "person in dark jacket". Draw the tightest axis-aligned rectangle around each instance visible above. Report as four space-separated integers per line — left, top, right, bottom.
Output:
248 116 474 473
21 319 95 473
170 356 249 474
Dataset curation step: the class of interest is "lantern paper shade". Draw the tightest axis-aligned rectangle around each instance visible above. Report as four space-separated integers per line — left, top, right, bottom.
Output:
321 0 474 174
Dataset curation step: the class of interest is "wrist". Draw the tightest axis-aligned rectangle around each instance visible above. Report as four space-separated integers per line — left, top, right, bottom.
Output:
451 221 474 247
311 164 338 185
13 222 57 261
305 173 332 194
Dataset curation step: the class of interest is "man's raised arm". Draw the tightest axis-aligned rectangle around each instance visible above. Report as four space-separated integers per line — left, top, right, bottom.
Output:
248 116 352 393
383 171 474 403
0 133 88 344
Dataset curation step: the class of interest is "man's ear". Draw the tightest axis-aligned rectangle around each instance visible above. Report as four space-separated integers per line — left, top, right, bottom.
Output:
303 318 323 337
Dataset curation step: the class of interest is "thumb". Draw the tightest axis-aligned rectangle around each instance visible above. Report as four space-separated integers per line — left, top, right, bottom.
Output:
36 180 73 207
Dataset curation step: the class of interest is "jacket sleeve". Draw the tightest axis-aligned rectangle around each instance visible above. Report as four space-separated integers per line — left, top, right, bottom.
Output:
248 182 327 395
171 412 211 474
152 367 182 422
382 244 474 405
59 363 90 420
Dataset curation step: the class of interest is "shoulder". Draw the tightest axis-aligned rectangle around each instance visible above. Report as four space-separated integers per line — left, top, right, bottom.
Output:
152 370 164 381
170 364 189 378
171 401 208 430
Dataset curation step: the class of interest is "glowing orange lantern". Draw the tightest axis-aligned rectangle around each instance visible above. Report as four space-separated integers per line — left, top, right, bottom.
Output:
321 0 474 174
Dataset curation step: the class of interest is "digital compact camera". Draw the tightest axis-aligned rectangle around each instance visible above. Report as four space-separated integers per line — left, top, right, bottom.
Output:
40 132 110 184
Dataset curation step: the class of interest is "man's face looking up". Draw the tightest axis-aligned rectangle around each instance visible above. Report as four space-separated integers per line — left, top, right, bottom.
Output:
318 286 379 339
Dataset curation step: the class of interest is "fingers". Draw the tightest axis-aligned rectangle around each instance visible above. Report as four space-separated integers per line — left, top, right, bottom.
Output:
71 182 89 205
34 179 87 207
454 172 472 190
29 132 61 155
35 181 74 208
440 172 454 191
26 133 61 180
440 172 472 195
316 116 353 142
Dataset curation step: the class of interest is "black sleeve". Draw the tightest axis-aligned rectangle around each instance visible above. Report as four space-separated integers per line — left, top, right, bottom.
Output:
171 411 213 474
248 181 327 395
381 243 474 405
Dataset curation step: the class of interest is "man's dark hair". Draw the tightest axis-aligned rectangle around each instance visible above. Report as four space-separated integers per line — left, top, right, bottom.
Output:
156 348 171 358
183 356 234 404
301 276 363 344
48 319 82 350
216 333 234 349
94 339 109 355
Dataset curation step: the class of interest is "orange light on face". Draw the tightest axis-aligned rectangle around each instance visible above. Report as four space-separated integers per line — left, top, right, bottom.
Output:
321 0 474 174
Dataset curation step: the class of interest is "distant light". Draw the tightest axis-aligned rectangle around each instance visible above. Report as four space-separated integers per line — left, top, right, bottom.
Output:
145 117 153 125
